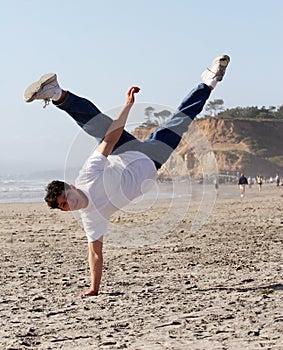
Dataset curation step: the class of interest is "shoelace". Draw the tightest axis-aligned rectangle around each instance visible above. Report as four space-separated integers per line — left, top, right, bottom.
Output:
206 67 217 78
43 99 50 108
207 65 226 79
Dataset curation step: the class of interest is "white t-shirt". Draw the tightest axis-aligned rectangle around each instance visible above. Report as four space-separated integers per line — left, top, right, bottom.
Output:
75 150 157 242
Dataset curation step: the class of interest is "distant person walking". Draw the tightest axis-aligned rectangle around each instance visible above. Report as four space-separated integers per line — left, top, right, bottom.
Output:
248 176 253 189
257 175 263 192
214 178 219 197
238 173 248 198
275 174 280 187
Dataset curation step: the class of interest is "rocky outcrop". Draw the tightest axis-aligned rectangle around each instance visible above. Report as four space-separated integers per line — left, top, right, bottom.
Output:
132 118 283 180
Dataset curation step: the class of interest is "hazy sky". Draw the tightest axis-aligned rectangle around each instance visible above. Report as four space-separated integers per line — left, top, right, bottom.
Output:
0 0 282 174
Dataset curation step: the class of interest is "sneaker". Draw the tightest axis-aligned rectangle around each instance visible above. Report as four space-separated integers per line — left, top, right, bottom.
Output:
201 55 230 85
23 73 60 106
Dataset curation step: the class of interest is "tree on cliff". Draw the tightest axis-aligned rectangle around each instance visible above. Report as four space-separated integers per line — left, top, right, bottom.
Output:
143 106 172 126
144 106 155 122
153 110 172 125
205 99 224 116
218 105 283 120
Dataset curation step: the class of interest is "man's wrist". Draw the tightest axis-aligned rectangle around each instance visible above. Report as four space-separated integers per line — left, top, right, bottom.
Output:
124 103 133 110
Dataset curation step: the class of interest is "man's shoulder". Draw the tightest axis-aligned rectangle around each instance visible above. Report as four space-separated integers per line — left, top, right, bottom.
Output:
76 151 108 185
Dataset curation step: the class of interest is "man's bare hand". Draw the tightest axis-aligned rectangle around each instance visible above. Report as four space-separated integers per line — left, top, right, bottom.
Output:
125 86 140 106
77 289 98 297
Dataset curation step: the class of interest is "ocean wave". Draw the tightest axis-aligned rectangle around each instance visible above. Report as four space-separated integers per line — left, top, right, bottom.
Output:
0 178 46 203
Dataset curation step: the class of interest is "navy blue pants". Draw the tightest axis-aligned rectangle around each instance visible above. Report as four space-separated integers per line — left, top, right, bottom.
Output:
56 83 211 169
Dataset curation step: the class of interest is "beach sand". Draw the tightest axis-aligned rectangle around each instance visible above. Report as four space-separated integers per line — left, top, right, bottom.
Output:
0 184 282 349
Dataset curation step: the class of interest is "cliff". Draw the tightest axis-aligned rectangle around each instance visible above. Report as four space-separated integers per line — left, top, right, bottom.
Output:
132 118 283 180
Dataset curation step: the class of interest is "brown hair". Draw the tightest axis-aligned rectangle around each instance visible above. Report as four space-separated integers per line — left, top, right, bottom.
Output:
44 180 70 209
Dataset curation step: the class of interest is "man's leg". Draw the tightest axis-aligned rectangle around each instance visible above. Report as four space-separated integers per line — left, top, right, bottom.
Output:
55 91 139 150
140 55 230 169
55 91 112 138
24 73 140 149
141 83 211 169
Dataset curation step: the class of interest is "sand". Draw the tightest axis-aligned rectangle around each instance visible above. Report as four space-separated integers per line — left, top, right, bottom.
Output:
0 184 282 350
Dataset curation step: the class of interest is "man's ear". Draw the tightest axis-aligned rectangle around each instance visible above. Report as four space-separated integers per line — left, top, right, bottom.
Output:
70 184 77 191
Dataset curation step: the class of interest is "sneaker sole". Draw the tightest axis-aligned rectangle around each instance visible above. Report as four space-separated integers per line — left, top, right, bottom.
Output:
212 55 230 81
213 55 230 66
24 73 57 102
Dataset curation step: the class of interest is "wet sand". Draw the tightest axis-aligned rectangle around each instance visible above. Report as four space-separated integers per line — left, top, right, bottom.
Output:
0 184 282 349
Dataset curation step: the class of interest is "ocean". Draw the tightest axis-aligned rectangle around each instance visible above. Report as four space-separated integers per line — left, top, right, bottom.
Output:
0 174 197 204
0 176 48 203
0 170 65 204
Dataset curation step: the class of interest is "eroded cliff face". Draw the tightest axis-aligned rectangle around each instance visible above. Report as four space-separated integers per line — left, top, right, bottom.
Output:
132 118 283 179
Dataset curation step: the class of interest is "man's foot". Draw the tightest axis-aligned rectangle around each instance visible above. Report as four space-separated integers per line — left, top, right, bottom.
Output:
23 73 61 107
201 55 230 88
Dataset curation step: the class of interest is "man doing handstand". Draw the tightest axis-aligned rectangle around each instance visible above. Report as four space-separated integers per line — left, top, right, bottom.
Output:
24 55 230 296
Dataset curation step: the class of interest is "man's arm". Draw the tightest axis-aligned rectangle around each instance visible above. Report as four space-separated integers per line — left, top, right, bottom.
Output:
78 240 103 296
96 86 140 157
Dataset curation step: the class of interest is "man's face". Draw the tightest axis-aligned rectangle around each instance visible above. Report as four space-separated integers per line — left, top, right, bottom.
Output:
57 186 86 211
